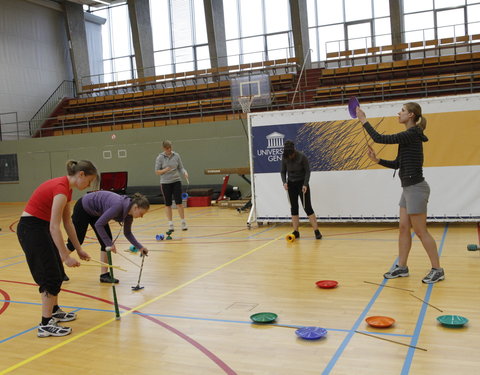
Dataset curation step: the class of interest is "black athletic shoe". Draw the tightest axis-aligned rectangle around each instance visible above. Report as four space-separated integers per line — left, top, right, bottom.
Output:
292 230 300 239
314 229 322 239
100 273 119 283
63 274 70 282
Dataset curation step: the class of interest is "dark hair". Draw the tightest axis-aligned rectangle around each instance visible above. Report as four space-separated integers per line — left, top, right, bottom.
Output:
283 140 295 158
66 160 97 177
404 102 427 130
131 192 150 210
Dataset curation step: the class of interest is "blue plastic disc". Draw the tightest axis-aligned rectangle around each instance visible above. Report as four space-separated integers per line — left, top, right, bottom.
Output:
295 326 327 340
182 192 189 199
156 234 165 241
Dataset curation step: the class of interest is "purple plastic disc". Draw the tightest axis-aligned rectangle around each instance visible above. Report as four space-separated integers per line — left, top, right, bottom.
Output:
295 326 327 340
348 96 360 118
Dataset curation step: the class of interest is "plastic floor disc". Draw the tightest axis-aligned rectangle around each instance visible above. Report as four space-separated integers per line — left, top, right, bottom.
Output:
295 326 327 340
316 280 338 289
365 316 395 328
437 315 469 327
250 312 278 323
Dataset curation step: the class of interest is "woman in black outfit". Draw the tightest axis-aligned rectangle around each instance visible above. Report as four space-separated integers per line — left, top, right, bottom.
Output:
356 102 444 284
281 140 322 240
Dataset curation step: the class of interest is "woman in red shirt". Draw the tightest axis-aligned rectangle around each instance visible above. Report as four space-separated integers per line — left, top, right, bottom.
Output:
17 160 98 337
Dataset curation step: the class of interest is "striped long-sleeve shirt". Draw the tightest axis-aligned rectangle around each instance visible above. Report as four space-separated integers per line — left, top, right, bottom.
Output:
363 122 428 187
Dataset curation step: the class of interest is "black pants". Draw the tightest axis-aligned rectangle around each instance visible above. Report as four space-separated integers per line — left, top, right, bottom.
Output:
66 197 113 252
161 181 182 206
17 216 64 296
287 180 314 216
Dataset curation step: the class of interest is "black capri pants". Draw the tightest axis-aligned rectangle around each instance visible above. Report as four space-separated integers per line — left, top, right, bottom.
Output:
287 180 315 216
161 181 182 206
17 216 65 296
66 197 113 252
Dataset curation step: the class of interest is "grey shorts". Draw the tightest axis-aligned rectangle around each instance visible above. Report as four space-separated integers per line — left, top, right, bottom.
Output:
399 180 430 215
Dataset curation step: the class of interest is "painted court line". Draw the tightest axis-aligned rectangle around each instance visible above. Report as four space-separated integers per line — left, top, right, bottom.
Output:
0 233 285 375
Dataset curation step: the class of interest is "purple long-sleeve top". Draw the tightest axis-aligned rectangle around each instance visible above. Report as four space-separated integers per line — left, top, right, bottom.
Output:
81 191 143 249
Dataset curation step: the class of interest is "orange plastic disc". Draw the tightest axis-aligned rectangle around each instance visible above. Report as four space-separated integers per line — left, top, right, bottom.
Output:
365 316 395 328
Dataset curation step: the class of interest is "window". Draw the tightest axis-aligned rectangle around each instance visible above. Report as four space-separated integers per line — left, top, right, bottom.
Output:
0 154 19 183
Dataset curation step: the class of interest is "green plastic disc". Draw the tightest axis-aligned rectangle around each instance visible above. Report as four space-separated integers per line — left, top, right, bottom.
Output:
250 312 278 323
437 315 469 328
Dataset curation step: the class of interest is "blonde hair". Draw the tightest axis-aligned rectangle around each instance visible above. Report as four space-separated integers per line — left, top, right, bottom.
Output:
162 140 172 149
404 102 427 130
131 192 150 210
66 160 97 177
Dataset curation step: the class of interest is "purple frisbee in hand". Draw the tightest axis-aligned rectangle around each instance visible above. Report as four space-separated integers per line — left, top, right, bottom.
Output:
348 96 360 118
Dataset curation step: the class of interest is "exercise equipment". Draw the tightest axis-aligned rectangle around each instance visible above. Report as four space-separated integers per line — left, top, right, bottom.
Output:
348 96 360 118
156 234 165 241
467 244 479 251
365 316 395 328
316 280 338 289
250 312 278 323
436 315 468 328
295 326 327 340
129 245 139 253
286 233 296 243
106 246 121 320
132 253 146 291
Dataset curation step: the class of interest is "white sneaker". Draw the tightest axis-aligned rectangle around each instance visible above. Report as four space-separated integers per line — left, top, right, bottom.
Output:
181 221 188 231
37 318 72 337
168 222 174 232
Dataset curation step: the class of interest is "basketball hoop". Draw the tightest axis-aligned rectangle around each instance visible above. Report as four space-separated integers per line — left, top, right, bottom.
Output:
238 96 255 113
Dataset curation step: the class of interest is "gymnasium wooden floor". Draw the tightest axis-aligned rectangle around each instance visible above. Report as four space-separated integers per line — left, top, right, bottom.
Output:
1 202 479 375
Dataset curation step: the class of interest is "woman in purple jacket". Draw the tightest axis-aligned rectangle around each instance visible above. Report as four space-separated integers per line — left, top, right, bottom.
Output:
66 191 150 283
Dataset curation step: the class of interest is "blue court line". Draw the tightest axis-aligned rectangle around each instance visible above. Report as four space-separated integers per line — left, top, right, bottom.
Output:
0 255 24 262
0 308 81 343
0 261 25 270
401 223 449 375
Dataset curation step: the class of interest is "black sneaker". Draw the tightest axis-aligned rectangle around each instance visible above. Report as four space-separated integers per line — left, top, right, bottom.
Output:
314 229 322 239
37 318 72 338
63 274 70 282
384 265 409 279
100 273 119 283
52 308 77 322
292 230 300 239
422 268 445 284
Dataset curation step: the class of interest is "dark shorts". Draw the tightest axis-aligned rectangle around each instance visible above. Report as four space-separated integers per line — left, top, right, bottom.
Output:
17 216 64 296
161 181 183 206
66 197 113 252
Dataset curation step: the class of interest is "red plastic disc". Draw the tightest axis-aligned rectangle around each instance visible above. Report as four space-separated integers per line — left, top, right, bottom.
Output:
315 280 338 289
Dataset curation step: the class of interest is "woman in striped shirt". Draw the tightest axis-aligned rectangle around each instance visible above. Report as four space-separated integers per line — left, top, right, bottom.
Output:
356 102 444 284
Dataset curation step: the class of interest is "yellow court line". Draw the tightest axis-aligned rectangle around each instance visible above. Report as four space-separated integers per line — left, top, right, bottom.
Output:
1 232 286 375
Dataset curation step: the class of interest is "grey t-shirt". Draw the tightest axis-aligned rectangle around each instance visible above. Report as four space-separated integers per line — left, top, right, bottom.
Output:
154 151 187 184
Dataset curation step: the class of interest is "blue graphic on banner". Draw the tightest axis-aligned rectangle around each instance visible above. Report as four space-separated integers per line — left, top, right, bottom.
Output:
252 120 372 173
252 124 303 173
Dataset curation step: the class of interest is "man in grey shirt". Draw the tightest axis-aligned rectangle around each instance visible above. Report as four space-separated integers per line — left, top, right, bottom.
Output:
155 140 189 231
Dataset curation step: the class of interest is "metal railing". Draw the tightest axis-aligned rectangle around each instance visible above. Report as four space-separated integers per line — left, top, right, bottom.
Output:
28 80 76 136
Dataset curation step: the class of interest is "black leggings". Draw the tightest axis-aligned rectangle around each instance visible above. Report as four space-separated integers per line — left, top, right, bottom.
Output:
66 197 113 252
287 180 314 216
161 181 182 206
17 216 64 296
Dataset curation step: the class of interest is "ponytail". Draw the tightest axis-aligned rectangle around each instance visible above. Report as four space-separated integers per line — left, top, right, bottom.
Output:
131 192 150 210
66 160 98 176
404 102 427 130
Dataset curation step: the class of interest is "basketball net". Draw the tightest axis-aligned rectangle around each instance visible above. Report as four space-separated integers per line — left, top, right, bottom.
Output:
238 96 254 113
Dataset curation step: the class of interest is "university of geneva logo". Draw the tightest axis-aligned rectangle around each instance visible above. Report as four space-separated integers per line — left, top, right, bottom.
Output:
256 132 285 162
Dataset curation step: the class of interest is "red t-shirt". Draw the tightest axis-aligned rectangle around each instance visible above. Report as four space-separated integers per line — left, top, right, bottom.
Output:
24 176 72 222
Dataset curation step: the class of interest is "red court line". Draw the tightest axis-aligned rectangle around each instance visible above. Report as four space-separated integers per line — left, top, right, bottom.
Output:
0 289 11 315
0 279 236 375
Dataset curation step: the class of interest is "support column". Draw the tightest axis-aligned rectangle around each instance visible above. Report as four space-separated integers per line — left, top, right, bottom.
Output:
63 1 91 92
128 0 155 78
204 0 228 69
389 0 404 60
289 0 310 69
